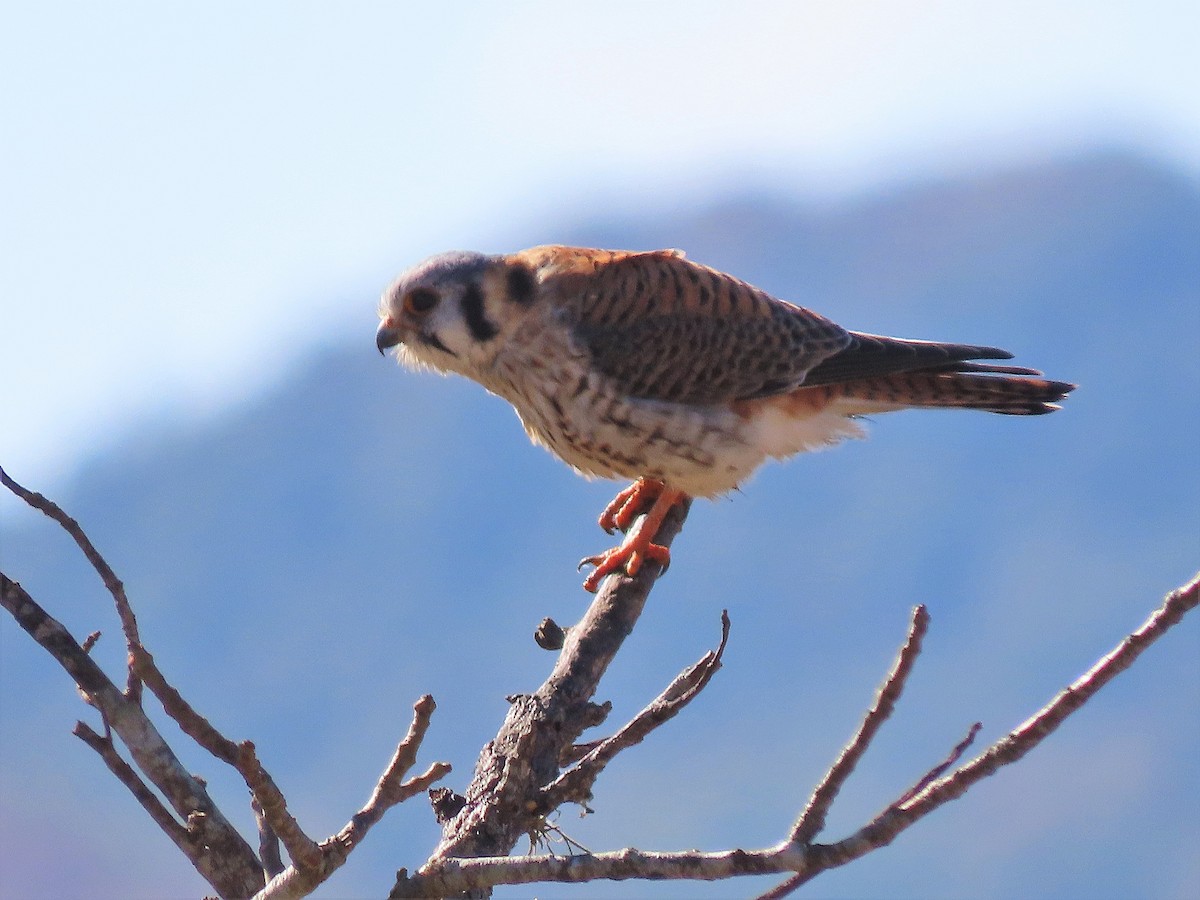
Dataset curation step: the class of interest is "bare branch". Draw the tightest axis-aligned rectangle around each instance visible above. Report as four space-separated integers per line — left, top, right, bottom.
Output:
759 718 982 900
395 844 802 896
753 869 806 900
252 796 286 880
1 572 263 897
1 465 143 700
238 741 322 871
131 644 241 765
73 721 193 854
544 609 730 808
892 721 982 809
790 604 929 846
132 613 316 872
251 699 451 900
772 571 1200 893
4 475 456 900
408 497 693 888
7 459 1194 899
341 695 445 840
401 573 1198 897
883 570 1199 818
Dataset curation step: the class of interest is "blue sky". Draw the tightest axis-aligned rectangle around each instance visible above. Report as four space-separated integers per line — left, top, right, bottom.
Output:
2 2 1197 501
2 7 1198 898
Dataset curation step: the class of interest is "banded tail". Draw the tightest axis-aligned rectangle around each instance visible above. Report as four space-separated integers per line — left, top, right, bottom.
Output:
803 331 1075 416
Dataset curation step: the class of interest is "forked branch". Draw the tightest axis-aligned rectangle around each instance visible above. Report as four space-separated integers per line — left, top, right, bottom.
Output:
398 497 695 893
254 696 453 900
790 604 929 846
544 608 731 810
0 571 263 897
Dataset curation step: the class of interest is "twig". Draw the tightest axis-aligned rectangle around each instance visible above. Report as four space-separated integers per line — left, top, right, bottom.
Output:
254 699 451 900
892 721 981 808
131 644 241 765
761 720 981 900
73 721 193 855
543 609 731 808
528 814 594 856
238 741 322 871
252 795 286 880
340 695 445 842
1 466 143 700
790 604 929 846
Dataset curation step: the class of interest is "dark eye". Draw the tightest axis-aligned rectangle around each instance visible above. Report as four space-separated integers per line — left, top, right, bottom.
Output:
404 288 439 314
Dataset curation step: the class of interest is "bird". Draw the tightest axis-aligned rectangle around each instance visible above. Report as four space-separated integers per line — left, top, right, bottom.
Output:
377 245 1074 592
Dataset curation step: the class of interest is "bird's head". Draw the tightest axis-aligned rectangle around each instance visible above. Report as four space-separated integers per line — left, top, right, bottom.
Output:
376 250 537 378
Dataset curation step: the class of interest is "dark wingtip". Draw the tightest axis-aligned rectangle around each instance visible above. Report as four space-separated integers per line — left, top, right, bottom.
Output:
980 346 1016 361
950 362 1042 376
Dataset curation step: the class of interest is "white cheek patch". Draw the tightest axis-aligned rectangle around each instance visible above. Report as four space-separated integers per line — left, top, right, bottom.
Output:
399 304 503 380
428 311 468 354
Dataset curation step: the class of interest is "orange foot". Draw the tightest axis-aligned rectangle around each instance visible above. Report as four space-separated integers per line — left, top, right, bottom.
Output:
597 477 665 534
579 483 685 592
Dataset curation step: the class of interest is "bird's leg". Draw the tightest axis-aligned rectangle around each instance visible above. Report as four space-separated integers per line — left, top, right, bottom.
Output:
579 485 685 592
597 477 665 534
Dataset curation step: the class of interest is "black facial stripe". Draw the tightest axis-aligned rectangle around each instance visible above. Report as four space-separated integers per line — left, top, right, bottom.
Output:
418 331 456 356
461 281 499 342
506 264 536 305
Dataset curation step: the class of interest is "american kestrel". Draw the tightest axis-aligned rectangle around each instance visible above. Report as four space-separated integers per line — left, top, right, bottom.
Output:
377 246 1073 592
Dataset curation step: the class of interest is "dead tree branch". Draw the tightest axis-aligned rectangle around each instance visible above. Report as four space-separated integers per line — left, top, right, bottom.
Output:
790 604 928 846
0 571 264 897
5 461 1195 899
393 498 695 895
2 469 449 899
73 720 195 855
544 608 730 810
254 697 454 900
2 465 143 699
395 571 1199 897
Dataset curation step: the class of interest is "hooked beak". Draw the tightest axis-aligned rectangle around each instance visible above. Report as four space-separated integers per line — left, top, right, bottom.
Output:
376 318 402 355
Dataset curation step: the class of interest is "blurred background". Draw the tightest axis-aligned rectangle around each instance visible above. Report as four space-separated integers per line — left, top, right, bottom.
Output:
2 3 1198 898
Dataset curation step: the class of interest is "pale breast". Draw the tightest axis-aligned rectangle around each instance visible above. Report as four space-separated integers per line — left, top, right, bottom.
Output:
485 311 771 497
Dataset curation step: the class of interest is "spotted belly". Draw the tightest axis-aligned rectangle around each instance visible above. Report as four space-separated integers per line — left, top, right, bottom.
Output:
511 371 763 496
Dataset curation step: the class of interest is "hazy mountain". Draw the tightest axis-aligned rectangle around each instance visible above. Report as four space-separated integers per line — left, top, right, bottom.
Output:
3 150 1197 899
